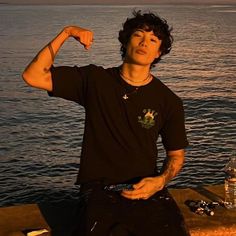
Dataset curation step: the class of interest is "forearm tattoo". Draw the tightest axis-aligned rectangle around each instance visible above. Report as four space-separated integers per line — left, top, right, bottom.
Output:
24 53 39 71
48 43 55 61
162 156 184 183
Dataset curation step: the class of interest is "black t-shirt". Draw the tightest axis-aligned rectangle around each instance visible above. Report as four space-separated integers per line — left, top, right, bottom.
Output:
49 64 188 184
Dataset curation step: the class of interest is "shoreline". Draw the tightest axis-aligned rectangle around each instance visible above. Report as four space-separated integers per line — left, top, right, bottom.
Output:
1 2 236 6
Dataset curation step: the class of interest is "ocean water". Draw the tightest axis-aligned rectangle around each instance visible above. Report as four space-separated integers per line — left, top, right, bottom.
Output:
0 4 235 207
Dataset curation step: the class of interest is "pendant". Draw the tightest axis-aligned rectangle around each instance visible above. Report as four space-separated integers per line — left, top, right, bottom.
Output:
122 94 129 100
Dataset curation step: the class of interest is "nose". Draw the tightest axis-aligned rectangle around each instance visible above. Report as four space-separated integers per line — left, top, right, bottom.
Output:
139 36 148 47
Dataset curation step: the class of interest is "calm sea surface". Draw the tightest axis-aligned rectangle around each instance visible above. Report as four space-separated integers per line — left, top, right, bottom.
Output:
0 4 235 207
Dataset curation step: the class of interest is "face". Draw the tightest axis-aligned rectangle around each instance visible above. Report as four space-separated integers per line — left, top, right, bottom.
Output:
124 29 162 66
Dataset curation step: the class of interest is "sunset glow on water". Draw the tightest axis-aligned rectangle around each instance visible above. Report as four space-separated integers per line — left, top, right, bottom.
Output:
0 4 235 206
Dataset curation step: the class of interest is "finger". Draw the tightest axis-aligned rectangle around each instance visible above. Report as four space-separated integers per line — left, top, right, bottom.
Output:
121 189 144 200
133 180 146 189
121 191 148 200
83 39 92 49
84 40 93 50
122 188 143 195
84 45 90 50
142 195 150 200
85 31 94 43
121 192 139 200
82 41 92 50
79 32 94 49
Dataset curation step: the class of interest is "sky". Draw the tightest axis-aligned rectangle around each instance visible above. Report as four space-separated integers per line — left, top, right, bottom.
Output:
1 0 236 5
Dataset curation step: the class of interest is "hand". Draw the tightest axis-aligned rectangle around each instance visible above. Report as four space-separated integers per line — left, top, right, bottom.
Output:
121 176 165 200
64 26 94 50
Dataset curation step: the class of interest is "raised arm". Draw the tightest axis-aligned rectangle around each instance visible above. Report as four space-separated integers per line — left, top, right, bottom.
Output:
22 26 94 91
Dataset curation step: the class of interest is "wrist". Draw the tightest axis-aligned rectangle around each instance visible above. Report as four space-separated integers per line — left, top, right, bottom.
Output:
157 175 166 187
63 26 72 38
153 175 166 189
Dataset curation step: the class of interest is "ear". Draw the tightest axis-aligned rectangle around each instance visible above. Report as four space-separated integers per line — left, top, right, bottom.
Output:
155 49 161 59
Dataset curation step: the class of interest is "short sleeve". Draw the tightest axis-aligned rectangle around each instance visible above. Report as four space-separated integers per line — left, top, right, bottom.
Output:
160 99 189 151
48 65 91 106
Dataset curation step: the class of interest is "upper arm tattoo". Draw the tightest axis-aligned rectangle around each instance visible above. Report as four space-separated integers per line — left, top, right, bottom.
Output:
48 43 55 61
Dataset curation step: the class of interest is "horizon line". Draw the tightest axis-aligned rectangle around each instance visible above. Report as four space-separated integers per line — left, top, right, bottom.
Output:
1 2 236 5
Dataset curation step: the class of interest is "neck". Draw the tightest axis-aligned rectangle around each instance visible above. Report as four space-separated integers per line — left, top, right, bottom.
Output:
120 63 152 86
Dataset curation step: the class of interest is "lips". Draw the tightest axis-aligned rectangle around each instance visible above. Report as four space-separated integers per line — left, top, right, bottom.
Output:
136 49 147 55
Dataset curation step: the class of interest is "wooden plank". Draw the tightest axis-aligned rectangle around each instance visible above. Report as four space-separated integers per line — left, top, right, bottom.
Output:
170 185 236 236
1 185 235 236
0 204 51 236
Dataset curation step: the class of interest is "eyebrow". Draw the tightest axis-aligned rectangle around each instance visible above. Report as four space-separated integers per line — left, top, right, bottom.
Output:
135 29 157 36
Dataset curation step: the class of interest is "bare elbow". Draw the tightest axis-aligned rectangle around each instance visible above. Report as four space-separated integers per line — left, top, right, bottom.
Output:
22 70 33 87
22 70 28 82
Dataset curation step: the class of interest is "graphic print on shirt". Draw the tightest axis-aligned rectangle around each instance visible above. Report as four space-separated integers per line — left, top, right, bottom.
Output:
138 109 158 129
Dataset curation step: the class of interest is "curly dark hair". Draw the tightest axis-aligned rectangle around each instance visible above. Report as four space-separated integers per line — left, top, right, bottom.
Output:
118 10 173 66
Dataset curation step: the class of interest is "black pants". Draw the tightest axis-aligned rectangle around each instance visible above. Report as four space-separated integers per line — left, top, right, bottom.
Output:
71 183 190 236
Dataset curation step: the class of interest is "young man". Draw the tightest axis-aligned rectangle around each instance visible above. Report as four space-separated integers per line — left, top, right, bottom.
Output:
22 10 189 236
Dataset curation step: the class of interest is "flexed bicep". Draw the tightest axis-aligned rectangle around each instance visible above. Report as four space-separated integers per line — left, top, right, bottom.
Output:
22 25 94 91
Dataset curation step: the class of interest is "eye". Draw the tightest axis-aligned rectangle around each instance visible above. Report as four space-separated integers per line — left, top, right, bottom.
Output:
133 32 142 37
151 38 158 43
133 30 144 37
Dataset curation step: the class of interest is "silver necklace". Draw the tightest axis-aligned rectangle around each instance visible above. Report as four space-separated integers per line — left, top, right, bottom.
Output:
119 68 152 100
119 69 152 85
